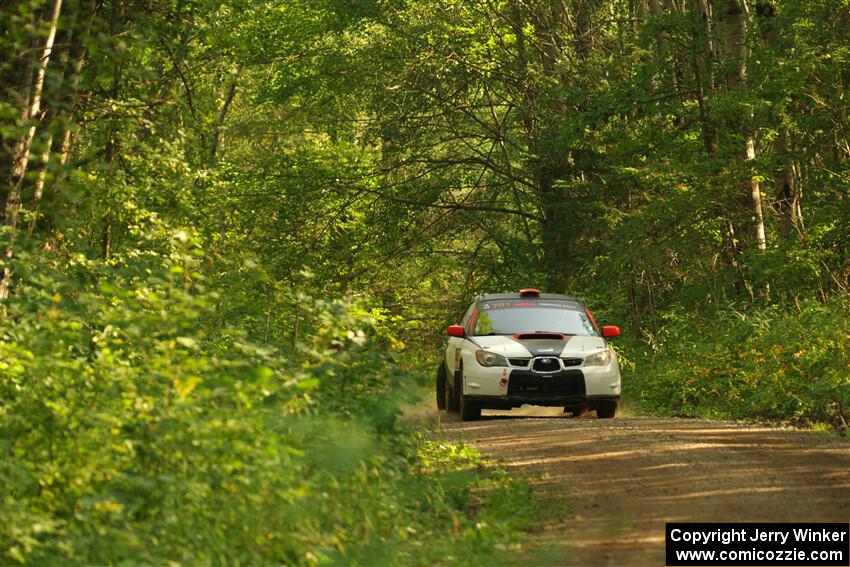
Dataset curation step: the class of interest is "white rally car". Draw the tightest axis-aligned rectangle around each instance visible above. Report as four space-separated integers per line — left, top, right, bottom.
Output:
436 289 622 421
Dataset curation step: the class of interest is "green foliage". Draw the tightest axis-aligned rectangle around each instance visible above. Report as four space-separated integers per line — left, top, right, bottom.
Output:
627 297 850 431
0 245 536 565
4 0 850 561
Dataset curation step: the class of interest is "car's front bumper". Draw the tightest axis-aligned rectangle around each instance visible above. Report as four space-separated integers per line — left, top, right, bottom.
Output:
462 358 621 409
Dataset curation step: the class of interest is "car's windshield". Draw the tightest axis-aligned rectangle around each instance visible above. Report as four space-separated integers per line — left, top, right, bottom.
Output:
472 300 597 336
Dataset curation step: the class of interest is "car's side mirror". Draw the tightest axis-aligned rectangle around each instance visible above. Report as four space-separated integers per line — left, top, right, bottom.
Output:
447 324 465 338
602 325 621 338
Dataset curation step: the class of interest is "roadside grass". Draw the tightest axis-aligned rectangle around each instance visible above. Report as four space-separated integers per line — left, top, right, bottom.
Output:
400 382 563 566
399 384 545 565
409 437 539 566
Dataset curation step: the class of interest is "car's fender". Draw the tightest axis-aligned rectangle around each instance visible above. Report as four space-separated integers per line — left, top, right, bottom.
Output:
445 335 467 375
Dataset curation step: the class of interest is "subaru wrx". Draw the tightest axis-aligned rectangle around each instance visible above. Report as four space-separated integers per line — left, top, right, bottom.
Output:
436 289 622 420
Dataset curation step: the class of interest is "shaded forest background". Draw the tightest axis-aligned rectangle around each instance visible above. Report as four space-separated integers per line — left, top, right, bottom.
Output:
1 0 849 563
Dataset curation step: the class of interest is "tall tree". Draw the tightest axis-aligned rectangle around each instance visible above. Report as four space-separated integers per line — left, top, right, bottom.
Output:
1 0 63 300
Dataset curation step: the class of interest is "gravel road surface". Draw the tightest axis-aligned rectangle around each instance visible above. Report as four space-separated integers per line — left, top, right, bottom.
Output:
436 408 850 566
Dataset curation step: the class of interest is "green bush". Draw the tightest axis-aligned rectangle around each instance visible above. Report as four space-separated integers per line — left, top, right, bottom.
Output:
0 236 535 565
628 297 850 431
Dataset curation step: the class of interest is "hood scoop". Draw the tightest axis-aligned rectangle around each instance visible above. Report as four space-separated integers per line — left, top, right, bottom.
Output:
512 332 568 341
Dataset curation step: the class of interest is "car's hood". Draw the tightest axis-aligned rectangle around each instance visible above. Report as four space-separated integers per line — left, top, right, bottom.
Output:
472 334 606 357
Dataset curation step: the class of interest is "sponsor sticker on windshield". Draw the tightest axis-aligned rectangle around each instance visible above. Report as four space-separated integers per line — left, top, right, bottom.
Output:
483 300 580 310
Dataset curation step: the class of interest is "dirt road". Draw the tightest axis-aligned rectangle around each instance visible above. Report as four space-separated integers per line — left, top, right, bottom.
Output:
437 408 850 566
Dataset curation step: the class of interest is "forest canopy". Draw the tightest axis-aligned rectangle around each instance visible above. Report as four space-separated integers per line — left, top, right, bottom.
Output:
1 0 848 563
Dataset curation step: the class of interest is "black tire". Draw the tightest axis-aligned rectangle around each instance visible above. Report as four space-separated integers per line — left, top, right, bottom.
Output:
436 362 447 410
459 393 481 421
456 364 481 421
596 401 617 419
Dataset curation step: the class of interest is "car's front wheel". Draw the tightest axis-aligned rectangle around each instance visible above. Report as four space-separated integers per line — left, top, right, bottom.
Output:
596 401 617 419
456 364 481 421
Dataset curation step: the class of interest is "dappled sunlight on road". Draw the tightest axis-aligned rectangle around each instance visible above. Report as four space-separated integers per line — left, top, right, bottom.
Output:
438 416 850 566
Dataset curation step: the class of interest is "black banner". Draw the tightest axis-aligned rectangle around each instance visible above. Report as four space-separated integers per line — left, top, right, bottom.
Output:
666 523 849 566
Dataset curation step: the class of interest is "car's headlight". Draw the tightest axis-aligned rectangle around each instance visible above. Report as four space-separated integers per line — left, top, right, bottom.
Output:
583 349 612 367
475 350 509 367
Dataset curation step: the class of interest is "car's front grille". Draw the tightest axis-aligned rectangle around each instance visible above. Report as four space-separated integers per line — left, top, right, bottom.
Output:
561 358 582 367
532 357 560 372
509 358 530 367
507 370 585 396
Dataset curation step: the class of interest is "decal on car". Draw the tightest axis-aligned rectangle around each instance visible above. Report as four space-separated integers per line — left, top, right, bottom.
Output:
483 300 581 310
509 336 571 357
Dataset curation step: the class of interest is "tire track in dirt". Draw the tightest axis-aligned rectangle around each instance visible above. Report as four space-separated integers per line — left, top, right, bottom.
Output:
437 411 850 566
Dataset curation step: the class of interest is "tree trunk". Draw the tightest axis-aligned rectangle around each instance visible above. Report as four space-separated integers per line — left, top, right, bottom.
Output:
531 0 577 290
0 0 63 301
571 0 594 61
686 0 717 153
102 212 111 260
773 129 804 239
209 66 242 164
27 134 53 235
753 2 803 243
719 0 766 251
669 0 690 125
28 0 90 236
746 136 767 250
634 0 650 27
